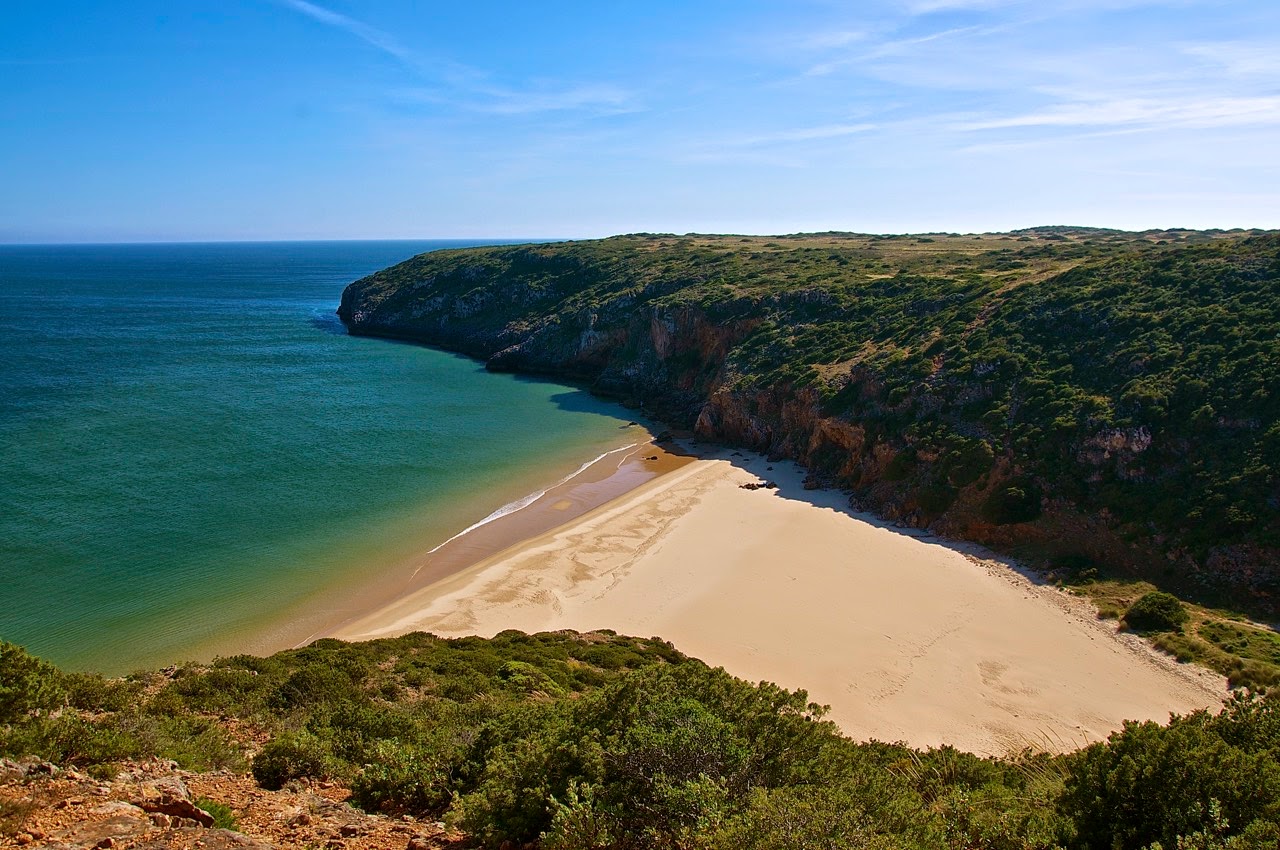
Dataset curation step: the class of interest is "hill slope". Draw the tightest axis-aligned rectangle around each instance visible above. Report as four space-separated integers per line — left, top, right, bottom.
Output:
338 229 1280 609
3 634 1280 849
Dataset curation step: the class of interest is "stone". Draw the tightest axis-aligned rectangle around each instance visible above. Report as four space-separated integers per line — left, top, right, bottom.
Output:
131 775 215 827
92 801 146 817
52 813 150 847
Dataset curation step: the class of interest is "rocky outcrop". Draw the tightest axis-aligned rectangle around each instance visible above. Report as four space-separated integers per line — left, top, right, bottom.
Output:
0 758 456 850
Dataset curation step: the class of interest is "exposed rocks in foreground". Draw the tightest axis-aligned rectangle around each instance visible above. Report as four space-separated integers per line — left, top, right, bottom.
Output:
0 758 457 850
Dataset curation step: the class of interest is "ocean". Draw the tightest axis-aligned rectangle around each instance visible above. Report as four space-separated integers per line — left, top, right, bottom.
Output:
0 241 642 673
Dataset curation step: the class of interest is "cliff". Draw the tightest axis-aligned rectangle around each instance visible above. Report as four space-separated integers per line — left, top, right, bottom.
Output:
337 230 1280 611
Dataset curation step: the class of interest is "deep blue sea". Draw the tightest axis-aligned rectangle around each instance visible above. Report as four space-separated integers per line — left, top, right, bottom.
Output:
0 241 638 672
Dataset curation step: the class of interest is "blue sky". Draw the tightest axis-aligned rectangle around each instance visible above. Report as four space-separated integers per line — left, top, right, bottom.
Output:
2 1 1277 241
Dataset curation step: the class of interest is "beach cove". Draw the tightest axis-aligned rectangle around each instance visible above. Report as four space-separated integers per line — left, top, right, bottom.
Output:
336 440 1227 755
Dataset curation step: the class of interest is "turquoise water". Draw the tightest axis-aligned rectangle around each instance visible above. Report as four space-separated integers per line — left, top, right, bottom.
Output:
0 242 638 673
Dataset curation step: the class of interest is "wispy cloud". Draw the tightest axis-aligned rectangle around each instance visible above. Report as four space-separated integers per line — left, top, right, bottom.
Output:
479 85 634 116
1183 41 1280 77
797 30 869 51
803 24 998 77
279 0 416 66
734 122 878 145
901 0 1016 13
276 0 635 117
962 95 1280 131
393 83 635 116
671 121 879 168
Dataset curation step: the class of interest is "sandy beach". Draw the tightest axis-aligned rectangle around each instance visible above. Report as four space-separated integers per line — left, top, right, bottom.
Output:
335 444 1227 755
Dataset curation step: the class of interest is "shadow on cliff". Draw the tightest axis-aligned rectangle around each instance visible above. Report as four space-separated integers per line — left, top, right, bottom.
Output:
690 440 1056 590
331 325 658 428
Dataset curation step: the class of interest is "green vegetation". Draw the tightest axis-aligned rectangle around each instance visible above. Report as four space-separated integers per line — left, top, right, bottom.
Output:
341 228 1280 608
1066 578 1280 692
1124 592 1190 633
5 633 1280 848
195 797 239 831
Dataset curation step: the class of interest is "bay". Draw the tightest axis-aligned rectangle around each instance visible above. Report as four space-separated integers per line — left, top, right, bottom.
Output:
0 241 638 672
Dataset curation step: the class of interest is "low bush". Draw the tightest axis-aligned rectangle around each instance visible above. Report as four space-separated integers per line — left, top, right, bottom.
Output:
251 730 342 790
351 739 461 816
1060 703 1280 849
982 483 1042 525
0 642 64 723
194 797 239 831
1124 591 1189 633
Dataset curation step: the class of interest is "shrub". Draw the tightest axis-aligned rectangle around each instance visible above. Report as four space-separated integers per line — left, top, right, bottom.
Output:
194 797 238 831
1125 592 1190 633
1 714 142 766
350 740 456 816
982 483 1042 525
710 784 908 850
152 715 244 772
251 730 341 789
0 642 64 723
62 673 140 713
1060 705 1280 849
271 664 367 710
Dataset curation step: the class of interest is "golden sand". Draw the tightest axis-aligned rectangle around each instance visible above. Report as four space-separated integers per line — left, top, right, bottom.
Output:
334 445 1225 755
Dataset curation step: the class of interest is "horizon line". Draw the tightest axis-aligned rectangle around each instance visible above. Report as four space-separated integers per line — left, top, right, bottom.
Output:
1 224 1275 248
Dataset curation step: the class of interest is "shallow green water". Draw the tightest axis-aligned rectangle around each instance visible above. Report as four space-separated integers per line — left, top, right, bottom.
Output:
0 241 638 672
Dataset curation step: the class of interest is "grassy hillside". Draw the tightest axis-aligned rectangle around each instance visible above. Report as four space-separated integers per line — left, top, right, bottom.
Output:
4 634 1280 849
339 228 1280 610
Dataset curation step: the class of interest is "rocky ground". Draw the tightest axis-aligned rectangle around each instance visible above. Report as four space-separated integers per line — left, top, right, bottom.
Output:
0 758 461 849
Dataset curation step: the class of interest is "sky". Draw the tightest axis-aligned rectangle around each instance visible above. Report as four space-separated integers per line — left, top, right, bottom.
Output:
2 0 1278 241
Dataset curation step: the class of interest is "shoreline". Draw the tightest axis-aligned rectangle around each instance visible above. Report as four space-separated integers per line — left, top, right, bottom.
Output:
296 435 694 646
334 440 1227 756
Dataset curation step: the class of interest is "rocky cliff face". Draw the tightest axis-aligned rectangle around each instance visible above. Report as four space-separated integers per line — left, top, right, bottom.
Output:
337 233 1280 610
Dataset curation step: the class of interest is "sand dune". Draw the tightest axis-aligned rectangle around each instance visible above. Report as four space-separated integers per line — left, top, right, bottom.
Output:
336 446 1225 755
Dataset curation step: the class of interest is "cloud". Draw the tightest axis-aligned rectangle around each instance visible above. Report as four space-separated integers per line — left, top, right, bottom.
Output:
804 25 987 76
276 0 635 117
394 83 635 116
900 0 1016 12
670 122 879 168
962 96 1280 131
478 84 635 115
736 122 878 145
798 30 869 50
278 0 416 66
1183 41 1280 77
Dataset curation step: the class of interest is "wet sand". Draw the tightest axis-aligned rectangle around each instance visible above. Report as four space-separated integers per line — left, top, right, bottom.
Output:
335 444 1227 755
308 439 692 643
